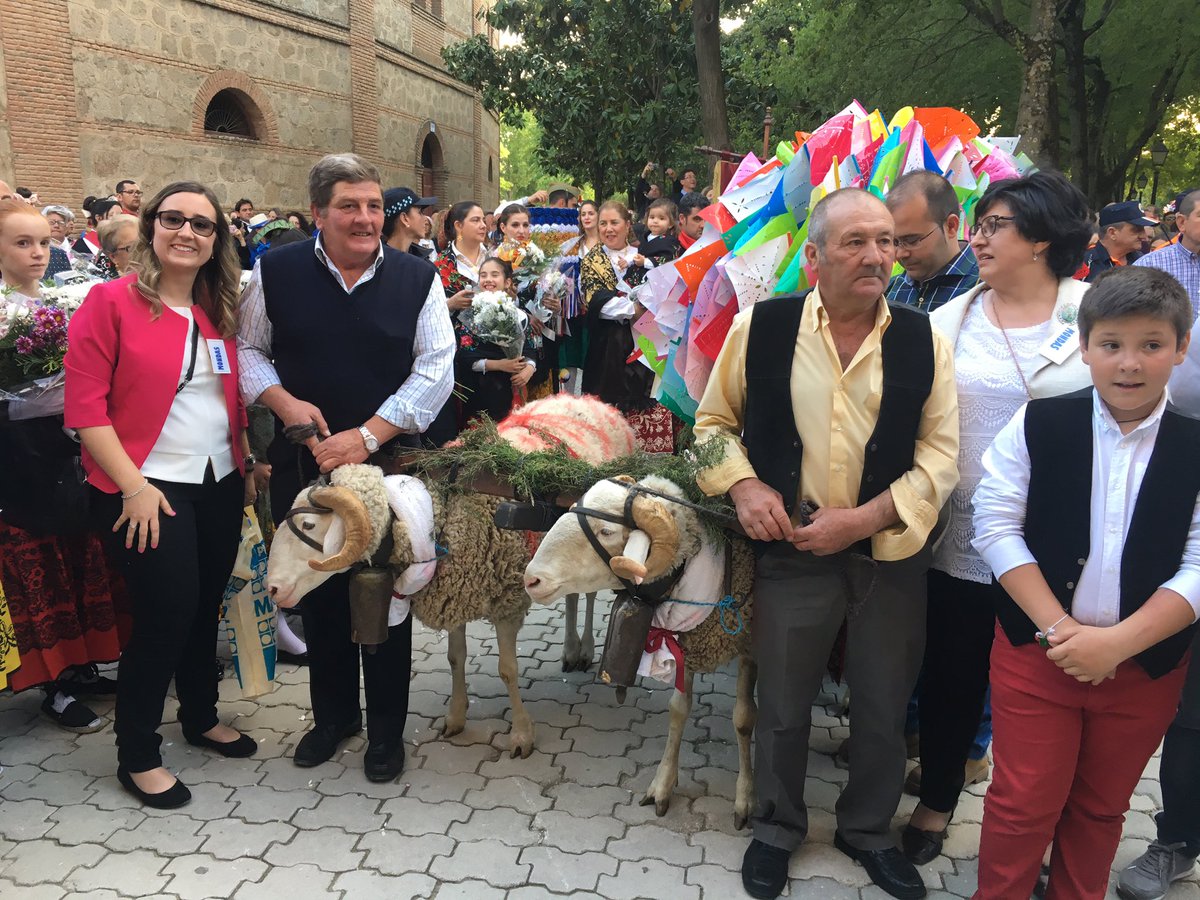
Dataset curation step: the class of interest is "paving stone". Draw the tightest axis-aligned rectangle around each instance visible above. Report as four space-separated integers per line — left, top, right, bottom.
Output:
413 739 498 775
330 869 437 899
463 775 553 814
163 853 267 899
555 750 636 787
69 848 169 895
785 875 862 898
479 749 564 785
399 767 486 803
357 830 455 875
197 819 296 860
232 863 337 899
449 805 537 846
292 791 386 832
229 783 320 823
598 858 702 899
0 799 54 840
429 880 509 899
690 829 748 871
263 825 364 872
547 782 635 818
0 839 104 886
0 769 98 807
379 795 472 836
257 755 347 792
608 822 704 865
532 809 626 853
428 838 532 887
0 884 66 900
43 804 144 845
520 845 619 892
106 814 205 855
0 733 80 767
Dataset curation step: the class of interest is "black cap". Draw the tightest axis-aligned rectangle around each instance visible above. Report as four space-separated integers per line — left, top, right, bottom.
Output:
1099 200 1156 228
384 188 436 222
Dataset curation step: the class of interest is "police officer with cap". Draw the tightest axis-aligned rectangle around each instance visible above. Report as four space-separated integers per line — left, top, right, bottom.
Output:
1084 200 1157 282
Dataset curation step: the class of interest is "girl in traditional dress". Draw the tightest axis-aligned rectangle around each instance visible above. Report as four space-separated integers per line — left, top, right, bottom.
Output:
0 199 130 732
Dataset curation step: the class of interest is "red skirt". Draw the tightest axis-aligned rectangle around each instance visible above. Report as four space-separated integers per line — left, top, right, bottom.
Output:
0 521 131 692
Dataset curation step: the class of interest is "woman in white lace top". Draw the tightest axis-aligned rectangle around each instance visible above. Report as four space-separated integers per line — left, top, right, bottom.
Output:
902 171 1095 865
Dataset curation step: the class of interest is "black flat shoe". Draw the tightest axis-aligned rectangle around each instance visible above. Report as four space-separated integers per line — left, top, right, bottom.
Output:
741 839 792 899
276 649 309 666
294 717 363 768
117 767 191 809
364 739 405 782
835 832 927 899
184 730 258 758
901 823 947 865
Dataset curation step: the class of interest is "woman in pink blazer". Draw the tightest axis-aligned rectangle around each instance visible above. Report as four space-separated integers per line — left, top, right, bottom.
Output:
65 181 255 809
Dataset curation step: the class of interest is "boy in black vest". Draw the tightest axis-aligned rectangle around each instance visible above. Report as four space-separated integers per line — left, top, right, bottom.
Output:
971 266 1200 900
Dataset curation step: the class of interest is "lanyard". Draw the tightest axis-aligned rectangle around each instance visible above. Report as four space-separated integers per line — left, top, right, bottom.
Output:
176 319 200 395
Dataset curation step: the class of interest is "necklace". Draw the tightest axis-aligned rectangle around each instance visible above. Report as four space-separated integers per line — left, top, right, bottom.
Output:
1112 414 1151 424
989 294 1032 400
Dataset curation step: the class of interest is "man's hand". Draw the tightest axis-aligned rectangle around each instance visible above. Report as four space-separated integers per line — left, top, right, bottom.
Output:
729 478 792 542
312 429 370 473
526 190 549 206
274 396 330 453
790 507 869 556
1046 625 1128 685
447 289 474 311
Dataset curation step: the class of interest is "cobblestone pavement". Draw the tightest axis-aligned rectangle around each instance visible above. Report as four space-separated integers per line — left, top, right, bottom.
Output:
1 601 1197 899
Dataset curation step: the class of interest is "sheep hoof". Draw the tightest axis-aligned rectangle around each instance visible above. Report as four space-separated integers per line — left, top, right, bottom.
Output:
640 792 670 817
442 721 465 738
509 736 534 759
734 811 749 830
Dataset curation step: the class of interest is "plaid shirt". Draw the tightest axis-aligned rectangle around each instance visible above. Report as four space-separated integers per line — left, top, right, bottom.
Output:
886 245 979 312
1133 241 1200 316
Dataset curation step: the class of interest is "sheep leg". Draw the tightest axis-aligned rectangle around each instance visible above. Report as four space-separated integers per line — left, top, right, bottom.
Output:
442 624 468 738
496 615 535 758
640 669 693 817
733 654 759 830
562 593 582 672
578 592 597 672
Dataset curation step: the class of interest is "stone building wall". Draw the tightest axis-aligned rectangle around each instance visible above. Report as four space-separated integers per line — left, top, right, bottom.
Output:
0 0 499 216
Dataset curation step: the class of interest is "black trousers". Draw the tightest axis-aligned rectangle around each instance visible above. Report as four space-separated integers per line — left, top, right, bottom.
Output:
917 568 998 813
97 469 243 772
1158 629 1200 855
271 455 412 743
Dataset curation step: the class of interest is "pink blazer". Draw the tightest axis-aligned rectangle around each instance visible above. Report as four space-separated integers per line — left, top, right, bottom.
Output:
64 274 247 494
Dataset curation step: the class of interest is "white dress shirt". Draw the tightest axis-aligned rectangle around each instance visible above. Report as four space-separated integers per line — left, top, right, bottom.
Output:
451 241 487 287
142 307 236 484
599 245 639 321
973 388 1200 625
237 237 456 433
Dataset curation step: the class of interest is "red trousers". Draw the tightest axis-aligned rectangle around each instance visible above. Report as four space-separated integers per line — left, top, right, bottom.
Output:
974 626 1187 900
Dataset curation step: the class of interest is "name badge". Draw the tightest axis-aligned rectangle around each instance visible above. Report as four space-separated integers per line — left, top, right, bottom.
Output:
207 339 232 375
1039 323 1078 366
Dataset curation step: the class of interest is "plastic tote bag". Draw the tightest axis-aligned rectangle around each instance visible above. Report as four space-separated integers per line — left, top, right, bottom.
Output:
220 507 277 698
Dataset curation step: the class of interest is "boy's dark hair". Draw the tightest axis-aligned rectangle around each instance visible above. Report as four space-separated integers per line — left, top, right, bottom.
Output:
646 198 678 234
1079 266 1192 347
547 189 572 206
887 170 960 224
678 193 710 218
974 170 1091 278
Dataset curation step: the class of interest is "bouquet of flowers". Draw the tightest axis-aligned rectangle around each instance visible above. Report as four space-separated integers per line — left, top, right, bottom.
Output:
495 239 550 294
536 261 582 335
460 290 526 359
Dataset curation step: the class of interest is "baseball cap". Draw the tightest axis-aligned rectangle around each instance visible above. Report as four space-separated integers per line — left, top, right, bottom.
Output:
1099 200 1156 228
384 188 436 220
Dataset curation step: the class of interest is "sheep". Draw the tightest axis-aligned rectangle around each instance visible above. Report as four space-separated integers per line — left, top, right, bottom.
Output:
266 463 538 757
492 394 638 672
523 474 758 828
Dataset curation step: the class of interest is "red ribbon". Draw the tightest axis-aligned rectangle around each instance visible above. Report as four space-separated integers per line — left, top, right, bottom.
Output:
645 627 686 692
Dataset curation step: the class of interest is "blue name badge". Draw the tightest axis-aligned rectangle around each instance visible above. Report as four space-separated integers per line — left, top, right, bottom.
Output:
207 339 232 375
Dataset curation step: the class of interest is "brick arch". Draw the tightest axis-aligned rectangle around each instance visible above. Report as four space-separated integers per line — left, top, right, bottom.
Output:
415 120 448 200
192 70 279 145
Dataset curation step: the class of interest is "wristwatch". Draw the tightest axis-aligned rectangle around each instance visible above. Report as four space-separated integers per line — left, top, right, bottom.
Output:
358 424 380 453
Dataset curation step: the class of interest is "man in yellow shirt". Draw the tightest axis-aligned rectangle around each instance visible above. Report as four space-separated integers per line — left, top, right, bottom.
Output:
695 189 959 900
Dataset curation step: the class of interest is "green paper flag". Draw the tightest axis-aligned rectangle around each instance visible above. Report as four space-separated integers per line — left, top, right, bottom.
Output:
735 213 796 256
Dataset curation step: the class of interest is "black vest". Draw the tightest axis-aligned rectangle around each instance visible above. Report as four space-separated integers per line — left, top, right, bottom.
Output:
262 238 435 440
996 389 1200 678
742 290 935 556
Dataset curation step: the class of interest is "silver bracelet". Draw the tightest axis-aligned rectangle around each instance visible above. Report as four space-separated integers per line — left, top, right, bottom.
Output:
121 480 149 502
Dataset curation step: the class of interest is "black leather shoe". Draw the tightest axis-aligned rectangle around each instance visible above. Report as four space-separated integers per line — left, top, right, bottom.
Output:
117 767 192 809
835 832 927 899
364 738 406 782
901 823 947 865
184 729 258 758
293 717 363 768
741 839 791 899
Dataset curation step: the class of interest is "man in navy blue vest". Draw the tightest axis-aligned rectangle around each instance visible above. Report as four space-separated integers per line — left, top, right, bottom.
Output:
238 153 454 782
695 189 960 900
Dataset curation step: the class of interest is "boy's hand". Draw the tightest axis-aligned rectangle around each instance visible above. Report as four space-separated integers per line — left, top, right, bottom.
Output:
1046 625 1128 684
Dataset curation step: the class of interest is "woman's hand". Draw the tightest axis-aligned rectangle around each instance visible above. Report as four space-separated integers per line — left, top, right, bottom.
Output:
489 357 527 375
511 363 534 387
615 257 629 271
252 461 272 495
542 294 561 314
114 484 175 552
447 289 474 311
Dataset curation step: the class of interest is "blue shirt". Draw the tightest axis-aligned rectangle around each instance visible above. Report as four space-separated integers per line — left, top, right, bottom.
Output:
886 245 979 313
1133 241 1200 316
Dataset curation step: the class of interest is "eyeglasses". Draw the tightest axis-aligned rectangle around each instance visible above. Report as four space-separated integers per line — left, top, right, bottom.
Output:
895 226 940 250
115 243 135 254
975 215 1016 238
120 189 143 196
155 211 216 237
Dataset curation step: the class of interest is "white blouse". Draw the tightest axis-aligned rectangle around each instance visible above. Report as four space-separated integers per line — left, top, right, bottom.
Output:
599 245 639 321
932 298 1051 583
140 306 235 484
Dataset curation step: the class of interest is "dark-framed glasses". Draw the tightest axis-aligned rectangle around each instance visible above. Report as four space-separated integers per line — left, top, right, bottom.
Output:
975 215 1016 238
156 211 216 237
895 226 940 250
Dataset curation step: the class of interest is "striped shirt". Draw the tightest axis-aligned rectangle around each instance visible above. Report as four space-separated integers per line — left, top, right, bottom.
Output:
1133 241 1200 316
886 245 979 313
237 237 455 433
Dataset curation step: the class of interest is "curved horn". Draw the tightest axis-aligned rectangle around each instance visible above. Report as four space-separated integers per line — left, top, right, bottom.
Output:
306 485 373 572
612 474 636 484
630 493 679 580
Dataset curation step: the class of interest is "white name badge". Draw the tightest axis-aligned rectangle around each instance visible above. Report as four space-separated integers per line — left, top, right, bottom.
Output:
1039 323 1078 366
207 339 232 375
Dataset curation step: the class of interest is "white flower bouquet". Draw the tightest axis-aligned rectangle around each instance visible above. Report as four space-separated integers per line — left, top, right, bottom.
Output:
461 290 526 359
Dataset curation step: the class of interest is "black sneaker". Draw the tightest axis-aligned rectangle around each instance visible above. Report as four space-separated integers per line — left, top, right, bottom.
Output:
57 663 117 696
41 692 105 733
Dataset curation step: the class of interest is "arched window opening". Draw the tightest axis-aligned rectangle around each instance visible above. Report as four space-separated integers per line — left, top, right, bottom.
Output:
204 89 260 140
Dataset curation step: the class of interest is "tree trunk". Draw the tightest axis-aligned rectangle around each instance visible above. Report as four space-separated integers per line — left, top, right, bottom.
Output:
1060 4 1089 192
1013 0 1058 167
692 0 732 151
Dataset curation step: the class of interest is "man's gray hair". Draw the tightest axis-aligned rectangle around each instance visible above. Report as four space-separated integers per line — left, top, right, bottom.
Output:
806 188 887 252
308 153 382 211
41 204 75 222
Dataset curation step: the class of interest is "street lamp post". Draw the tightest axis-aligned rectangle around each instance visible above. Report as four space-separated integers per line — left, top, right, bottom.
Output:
1150 140 1169 207
1137 174 1149 202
